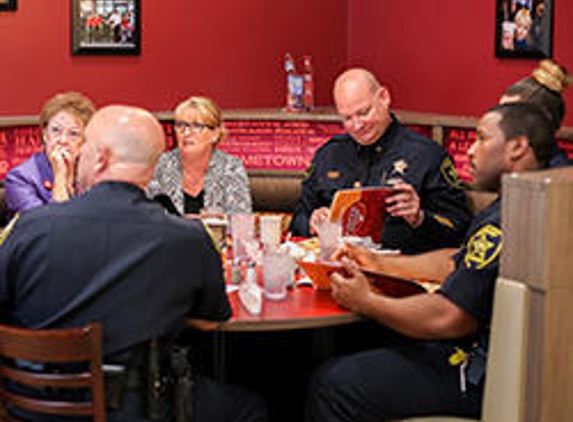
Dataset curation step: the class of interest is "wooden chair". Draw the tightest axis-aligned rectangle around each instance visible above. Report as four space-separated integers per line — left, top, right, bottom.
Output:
0 323 106 421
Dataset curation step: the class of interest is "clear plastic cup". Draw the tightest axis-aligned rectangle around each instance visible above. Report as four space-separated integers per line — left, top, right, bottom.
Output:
259 214 282 251
231 213 255 262
317 220 342 261
262 251 292 300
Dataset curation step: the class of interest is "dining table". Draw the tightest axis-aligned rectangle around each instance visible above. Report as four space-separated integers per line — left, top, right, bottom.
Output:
220 283 362 332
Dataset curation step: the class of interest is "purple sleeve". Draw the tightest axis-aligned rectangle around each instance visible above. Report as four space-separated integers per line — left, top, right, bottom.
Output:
5 169 50 215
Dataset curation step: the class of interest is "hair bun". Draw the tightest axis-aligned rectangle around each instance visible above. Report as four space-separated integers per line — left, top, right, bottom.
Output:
532 60 569 92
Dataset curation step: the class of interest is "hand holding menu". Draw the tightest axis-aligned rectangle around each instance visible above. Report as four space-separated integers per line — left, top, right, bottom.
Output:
297 260 428 297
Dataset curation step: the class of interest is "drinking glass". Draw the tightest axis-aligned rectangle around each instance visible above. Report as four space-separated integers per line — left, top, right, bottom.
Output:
262 251 292 300
230 213 256 262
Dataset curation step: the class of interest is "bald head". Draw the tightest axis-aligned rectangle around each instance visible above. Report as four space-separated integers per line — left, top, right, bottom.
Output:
333 68 392 146
77 105 165 191
334 68 381 100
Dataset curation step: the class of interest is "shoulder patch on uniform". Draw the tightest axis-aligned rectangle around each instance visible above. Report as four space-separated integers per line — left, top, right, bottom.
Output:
433 214 455 228
303 163 315 181
463 224 502 270
0 214 19 247
440 157 462 189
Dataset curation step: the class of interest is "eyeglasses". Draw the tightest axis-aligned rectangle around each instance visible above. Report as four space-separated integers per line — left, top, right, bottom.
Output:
46 124 83 143
174 120 213 134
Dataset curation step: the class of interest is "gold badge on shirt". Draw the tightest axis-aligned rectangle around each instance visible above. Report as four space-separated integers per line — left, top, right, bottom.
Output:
327 171 340 179
464 224 503 270
384 159 409 186
440 157 462 189
392 159 409 176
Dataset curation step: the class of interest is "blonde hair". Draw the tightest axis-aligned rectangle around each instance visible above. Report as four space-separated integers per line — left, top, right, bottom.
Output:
174 96 226 145
514 8 532 28
504 59 569 131
39 91 96 128
532 59 569 93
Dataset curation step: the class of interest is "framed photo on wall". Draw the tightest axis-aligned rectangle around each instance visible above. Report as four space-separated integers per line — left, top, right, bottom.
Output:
71 0 141 55
0 0 17 11
495 0 553 58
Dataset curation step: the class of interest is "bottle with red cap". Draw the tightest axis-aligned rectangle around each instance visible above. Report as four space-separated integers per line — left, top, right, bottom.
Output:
303 55 314 111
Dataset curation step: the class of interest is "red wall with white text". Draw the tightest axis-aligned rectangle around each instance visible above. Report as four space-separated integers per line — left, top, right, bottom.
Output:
348 0 573 127
0 0 349 115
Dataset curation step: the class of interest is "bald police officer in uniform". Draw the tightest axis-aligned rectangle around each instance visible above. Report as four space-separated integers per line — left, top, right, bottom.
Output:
290 68 472 254
305 103 554 422
0 105 267 422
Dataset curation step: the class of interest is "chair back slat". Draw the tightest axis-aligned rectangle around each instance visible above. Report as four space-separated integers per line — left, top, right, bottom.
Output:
0 325 95 362
0 366 94 388
0 390 95 416
0 323 106 422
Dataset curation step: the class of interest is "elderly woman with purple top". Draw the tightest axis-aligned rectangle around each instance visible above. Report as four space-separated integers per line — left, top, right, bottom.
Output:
4 92 95 215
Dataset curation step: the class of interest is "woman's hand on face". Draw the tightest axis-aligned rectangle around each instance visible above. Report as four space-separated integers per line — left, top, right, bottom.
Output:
48 144 73 177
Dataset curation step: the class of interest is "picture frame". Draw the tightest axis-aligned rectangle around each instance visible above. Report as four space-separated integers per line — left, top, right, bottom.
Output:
0 0 17 11
71 0 140 56
495 0 553 59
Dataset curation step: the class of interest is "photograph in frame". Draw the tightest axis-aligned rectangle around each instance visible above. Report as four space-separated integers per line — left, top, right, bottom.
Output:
495 0 553 59
71 0 140 56
0 0 17 12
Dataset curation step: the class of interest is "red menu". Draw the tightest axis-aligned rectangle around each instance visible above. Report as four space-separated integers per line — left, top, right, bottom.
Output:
329 186 392 244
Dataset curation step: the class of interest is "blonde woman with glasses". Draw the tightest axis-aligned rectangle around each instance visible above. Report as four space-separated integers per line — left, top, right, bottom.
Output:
147 96 252 215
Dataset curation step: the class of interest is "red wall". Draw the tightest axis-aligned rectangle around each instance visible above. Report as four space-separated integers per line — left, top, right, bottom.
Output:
0 0 348 115
349 0 573 127
3 1 572 126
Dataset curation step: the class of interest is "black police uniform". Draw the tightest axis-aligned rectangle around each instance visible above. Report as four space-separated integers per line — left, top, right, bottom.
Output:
289 117 472 254
548 143 571 167
306 199 502 422
0 181 267 422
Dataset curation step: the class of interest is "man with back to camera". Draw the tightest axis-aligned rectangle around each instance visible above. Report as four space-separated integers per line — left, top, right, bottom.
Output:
0 105 267 422
304 102 554 422
289 68 472 254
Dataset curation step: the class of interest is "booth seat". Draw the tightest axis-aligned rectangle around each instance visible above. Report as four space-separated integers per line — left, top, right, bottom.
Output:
248 170 497 216
0 173 495 227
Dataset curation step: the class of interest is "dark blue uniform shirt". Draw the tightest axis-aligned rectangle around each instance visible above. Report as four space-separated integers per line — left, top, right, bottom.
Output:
439 198 502 360
0 181 231 357
290 117 472 254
